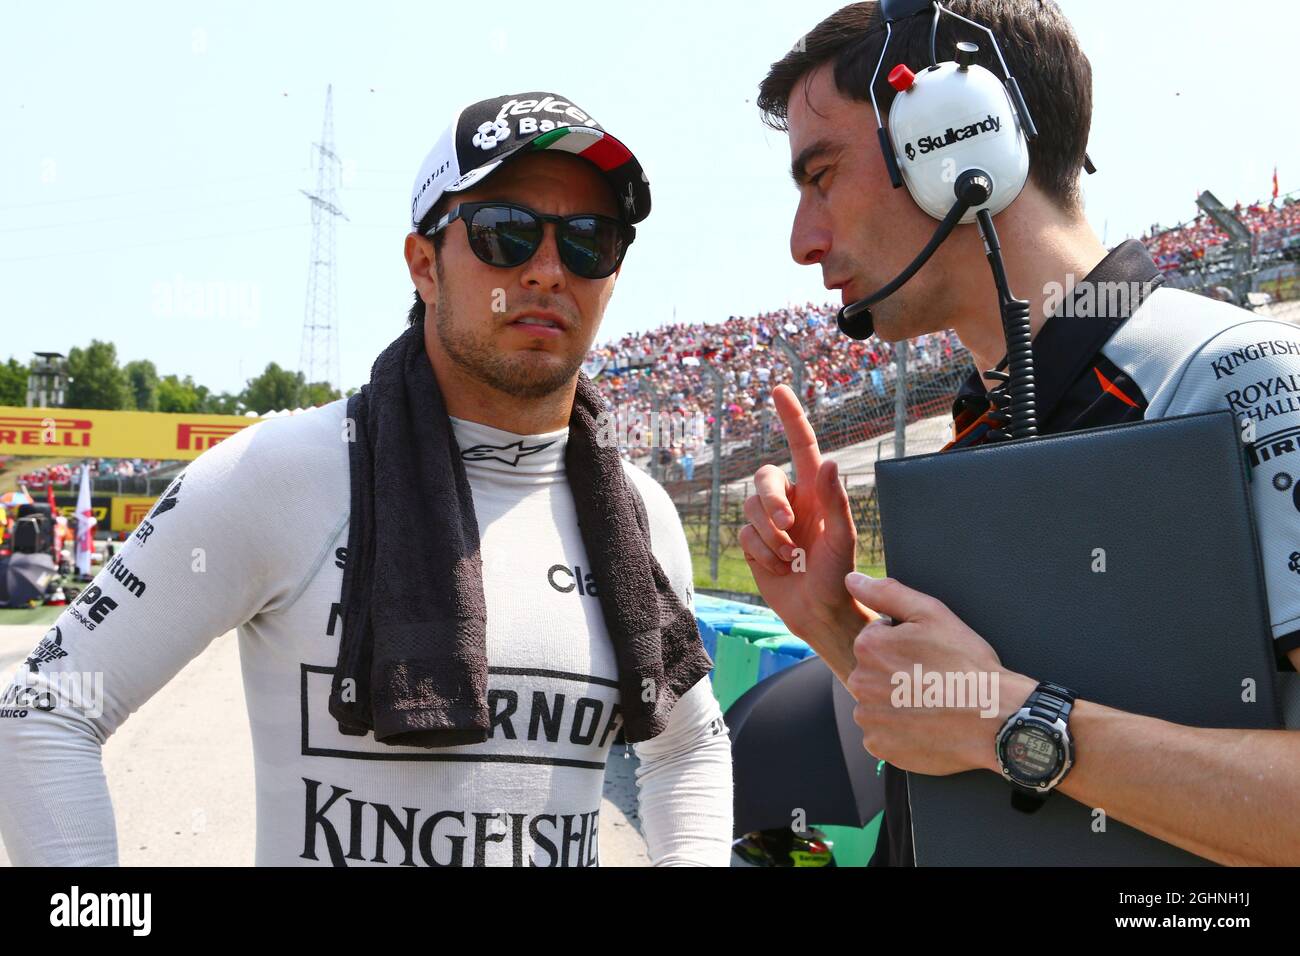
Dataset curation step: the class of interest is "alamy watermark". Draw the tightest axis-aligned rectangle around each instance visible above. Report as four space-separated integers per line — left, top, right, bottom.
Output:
0 666 104 720
890 664 1000 718
1043 275 1160 319
595 404 708 451
151 274 262 329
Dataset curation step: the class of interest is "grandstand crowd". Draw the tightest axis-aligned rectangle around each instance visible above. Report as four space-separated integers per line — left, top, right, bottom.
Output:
586 302 967 471
6 197 1294 487
580 194 1299 474
1142 196 1300 272
15 458 164 489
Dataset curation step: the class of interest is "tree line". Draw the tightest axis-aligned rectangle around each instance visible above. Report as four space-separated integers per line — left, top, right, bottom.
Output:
0 341 354 416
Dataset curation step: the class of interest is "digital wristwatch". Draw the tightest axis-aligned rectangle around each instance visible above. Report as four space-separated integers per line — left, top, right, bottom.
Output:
995 681 1077 813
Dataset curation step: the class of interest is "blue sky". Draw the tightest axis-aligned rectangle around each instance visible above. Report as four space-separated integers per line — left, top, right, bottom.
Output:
2 0 1296 396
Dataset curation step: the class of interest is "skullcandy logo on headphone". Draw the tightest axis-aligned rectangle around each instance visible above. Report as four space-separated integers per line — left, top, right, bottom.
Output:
903 114 1004 161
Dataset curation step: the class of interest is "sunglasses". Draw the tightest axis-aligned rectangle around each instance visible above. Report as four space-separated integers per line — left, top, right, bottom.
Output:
425 201 635 280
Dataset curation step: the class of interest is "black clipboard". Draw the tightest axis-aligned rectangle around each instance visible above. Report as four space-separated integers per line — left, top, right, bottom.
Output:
876 410 1282 866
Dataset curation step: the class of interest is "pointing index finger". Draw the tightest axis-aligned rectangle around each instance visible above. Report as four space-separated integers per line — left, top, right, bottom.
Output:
772 384 823 486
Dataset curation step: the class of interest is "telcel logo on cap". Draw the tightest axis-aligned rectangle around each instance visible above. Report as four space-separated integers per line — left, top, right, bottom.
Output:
492 95 601 137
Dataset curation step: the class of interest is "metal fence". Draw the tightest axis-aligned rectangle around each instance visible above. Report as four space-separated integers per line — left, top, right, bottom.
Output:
56 465 184 497
667 339 974 579
592 307 978 581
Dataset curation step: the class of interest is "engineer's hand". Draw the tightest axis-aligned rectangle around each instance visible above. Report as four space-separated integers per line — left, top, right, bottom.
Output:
739 385 875 683
843 571 1031 776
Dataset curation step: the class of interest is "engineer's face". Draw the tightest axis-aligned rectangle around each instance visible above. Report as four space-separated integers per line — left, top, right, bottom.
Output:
410 151 622 399
785 62 965 341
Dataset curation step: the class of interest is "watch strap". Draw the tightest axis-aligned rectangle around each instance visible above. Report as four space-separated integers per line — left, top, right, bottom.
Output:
1005 681 1077 814
1025 681 1075 723
1010 786 1046 813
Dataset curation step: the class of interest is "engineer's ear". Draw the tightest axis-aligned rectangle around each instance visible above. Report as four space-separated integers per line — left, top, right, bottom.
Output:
404 232 439 307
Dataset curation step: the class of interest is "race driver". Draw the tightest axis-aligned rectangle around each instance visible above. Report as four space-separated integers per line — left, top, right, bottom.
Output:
0 91 733 867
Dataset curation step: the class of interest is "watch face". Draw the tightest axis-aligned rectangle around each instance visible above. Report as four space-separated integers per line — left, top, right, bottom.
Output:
1002 723 1061 784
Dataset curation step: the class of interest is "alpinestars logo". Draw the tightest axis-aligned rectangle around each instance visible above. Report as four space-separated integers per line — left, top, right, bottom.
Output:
135 472 185 545
906 114 1003 158
149 474 184 519
473 120 511 151
461 439 556 467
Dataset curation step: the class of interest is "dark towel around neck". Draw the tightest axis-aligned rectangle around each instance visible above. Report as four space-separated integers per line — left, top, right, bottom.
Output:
328 324 713 748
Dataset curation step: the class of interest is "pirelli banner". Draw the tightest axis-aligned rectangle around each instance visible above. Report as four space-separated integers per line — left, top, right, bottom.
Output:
45 495 152 532
0 405 262 462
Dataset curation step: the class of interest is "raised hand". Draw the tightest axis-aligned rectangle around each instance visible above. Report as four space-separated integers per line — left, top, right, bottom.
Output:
738 385 876 682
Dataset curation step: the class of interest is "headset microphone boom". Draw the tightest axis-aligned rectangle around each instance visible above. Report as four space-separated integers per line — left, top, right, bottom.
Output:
836 0 1094 440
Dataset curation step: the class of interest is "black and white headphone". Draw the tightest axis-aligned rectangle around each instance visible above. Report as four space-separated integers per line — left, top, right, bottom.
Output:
837 0 1093 349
